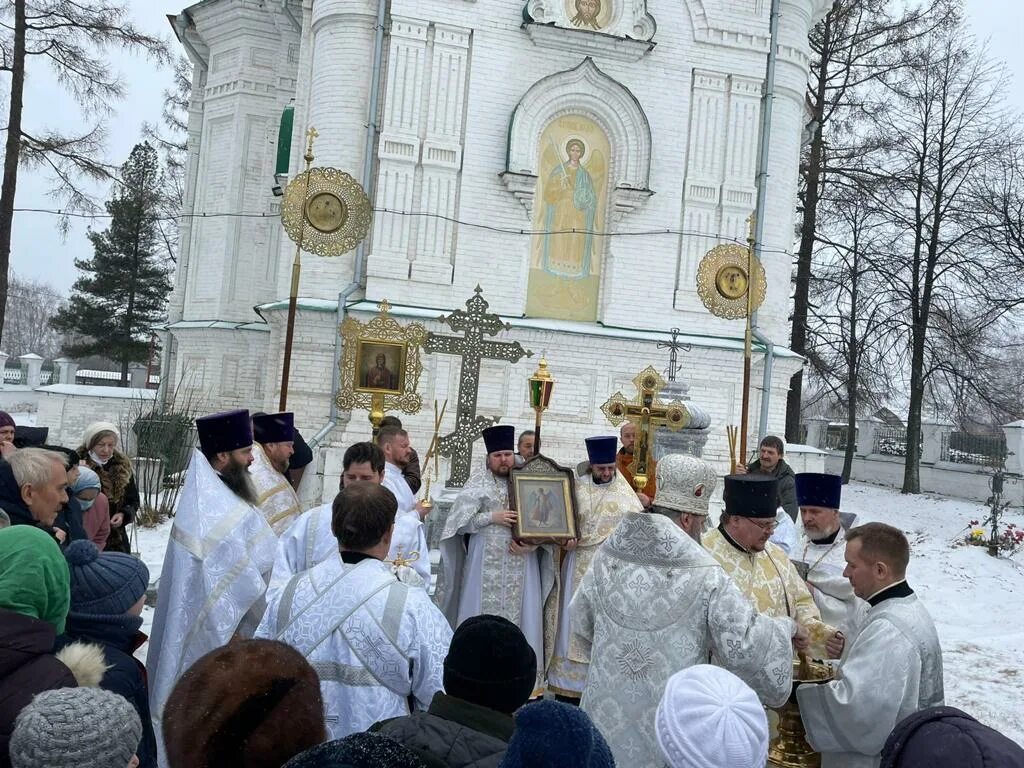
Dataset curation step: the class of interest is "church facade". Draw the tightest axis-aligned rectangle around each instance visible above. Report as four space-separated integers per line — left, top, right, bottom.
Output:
164 0 828 494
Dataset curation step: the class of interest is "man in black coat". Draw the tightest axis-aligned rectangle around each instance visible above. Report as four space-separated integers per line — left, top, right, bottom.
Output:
0 448 69 536
736 434 799 520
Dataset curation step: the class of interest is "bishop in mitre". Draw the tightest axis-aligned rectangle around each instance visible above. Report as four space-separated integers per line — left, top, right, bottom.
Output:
792 472 868 638
147 409 278 767
268 441 431 598
547 435 642 702
436 424 556 695
704 474 840 659
571 453 802 768
797 522 944 767
249 411 302 535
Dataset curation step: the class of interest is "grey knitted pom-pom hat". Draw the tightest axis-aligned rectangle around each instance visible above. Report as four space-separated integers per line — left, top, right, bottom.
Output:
10 687 143 768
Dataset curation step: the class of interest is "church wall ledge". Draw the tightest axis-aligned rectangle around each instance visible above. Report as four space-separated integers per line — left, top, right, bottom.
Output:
254 297 802 358
165 320 271 332
521 23 655 63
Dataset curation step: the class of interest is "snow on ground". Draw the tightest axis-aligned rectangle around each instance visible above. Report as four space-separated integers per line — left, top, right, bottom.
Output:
131 481 1024 745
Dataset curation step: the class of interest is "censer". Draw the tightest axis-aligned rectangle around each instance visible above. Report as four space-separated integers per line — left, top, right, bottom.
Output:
768 658 833 768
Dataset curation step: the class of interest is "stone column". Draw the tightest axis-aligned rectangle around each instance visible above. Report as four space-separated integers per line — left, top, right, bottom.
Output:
803 416 830 450
857 416 882 457
1002 421 1024 476
0 351 8 387
53 357 79 385
19 353 43 388
128 363 148 390
920 418 952 464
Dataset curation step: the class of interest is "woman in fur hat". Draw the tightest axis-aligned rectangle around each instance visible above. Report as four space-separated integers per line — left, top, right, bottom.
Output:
76 422 140 554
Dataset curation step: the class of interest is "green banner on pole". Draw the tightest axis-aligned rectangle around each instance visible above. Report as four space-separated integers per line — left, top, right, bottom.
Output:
276 102 295 176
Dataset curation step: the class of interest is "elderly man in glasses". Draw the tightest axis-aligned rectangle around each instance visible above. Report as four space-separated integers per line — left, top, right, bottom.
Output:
703 474 842 660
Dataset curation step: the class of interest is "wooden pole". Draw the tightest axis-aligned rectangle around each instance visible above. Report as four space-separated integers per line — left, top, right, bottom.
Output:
740 214 756 466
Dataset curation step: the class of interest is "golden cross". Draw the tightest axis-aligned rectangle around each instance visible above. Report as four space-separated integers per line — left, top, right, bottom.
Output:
304 126 319 162
377 298 392 315
601 366 690 492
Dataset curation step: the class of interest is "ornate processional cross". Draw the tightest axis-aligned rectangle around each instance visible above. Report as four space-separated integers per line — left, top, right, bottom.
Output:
656 327 691 383
601 366 690 492
424 286 531 487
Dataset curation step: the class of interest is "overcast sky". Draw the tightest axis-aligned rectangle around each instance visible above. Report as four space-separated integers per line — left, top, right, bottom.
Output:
8 0 1024 295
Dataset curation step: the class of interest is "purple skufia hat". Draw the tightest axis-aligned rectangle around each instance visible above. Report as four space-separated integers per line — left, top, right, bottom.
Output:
196 409 253 455
253 412 295 444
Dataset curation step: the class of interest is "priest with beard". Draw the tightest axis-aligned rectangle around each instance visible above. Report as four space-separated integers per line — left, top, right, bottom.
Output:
570 452 801 767
792 472 868 639
436 424 556 697
546 435 641 703
147 409 277 767
249 411 302 535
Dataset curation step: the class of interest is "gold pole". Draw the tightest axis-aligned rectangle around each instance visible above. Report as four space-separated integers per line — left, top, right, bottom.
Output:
740 213 756 467
279 127 318 412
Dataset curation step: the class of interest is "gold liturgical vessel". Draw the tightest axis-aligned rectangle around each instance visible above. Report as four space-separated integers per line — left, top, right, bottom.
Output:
767 659 834 768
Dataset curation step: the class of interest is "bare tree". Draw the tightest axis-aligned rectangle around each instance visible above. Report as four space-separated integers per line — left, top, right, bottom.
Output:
786 0 954 442
0 0 170 345
861 21 1021 493
2 271 63 359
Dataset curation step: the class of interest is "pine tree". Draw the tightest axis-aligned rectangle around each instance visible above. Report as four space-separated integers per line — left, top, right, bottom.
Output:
51 142 172 385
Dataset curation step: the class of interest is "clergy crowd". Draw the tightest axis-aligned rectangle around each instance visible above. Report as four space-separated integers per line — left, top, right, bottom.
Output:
1 408 1023 768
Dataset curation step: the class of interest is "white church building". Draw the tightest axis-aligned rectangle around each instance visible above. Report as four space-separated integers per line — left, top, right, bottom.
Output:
164 0 828 494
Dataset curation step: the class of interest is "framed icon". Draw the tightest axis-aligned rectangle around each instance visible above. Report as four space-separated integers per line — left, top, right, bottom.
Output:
509 454 578 544
355 340 406 395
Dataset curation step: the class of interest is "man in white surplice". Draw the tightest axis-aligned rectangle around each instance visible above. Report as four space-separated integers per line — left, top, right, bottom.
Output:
257 481 452 740
547 435 641 701
249 411 302 535
269 441 431 598
436 424 556 696
570 452 803 768
792 472 868 637
147 409 278 768
797 522 944 768
378 425 431 589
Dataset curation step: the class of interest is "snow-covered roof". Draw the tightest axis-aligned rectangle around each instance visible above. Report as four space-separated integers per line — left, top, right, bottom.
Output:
37 384 157 400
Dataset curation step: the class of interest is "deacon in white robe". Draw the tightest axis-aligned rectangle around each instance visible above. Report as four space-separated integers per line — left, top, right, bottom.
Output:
269 441 431 598
147 411 277 768
379 425 431 590
798 522 943 768
436 424 556 695
249 411 302 535
257 481 452 740
571 509 799 768
792 472 869 637
547 435 641 699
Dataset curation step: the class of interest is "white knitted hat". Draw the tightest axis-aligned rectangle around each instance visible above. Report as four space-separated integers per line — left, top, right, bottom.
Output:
655 454 718 516
655 665 769 768
82 421 120 450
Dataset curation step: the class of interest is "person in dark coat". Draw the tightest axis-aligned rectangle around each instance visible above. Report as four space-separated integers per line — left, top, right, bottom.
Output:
57 539 156 768
373 615 537 768
737 435 799 520
0 526 106 768
881 706 1024 768
46 445 88 546
0 448 69 537
76 422 140 553
498 700 614 768
288 426 314 489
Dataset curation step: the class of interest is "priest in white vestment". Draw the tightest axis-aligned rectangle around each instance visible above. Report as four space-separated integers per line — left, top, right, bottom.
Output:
704 474 840 659
547 435 641 701
147 409 278 768
257 481 452 740
571 452 802 768
249 411 302 535
269 441 431 598
797 522 944 768
436 424 556 696
378 425 431 589
792 472 868 637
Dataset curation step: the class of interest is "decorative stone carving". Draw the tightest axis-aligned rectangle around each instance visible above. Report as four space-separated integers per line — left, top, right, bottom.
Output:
523 0 656 62
502 58 652 219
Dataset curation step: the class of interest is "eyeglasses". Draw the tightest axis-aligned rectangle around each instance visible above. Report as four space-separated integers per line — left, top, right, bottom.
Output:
745 518 778 532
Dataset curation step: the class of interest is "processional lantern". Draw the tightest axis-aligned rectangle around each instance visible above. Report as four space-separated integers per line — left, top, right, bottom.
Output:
277 127 372 410
528 355 555 456
694 215 767 472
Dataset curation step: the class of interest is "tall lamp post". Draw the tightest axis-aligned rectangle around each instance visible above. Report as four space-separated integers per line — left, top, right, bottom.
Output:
528 356 555 456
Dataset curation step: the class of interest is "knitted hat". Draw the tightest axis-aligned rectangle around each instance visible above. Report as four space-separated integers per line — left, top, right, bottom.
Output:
655 665 768 768
82 421 120 450
585 436 618 466
283 733 428 768
64 539 149 616
0 410 14 430
482 424 515 454
252 411 295 444
196 409 253 455
10 687 143 768
795 473 842 509
163 639 326 768
0 525 69 634
70 466 103 495
881 706 1024 768
656 454 718 516
499 700 614 768
444 614 537 714
723 474 778 518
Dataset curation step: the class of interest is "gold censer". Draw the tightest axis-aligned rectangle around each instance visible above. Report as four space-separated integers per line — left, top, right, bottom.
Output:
768 659 833 768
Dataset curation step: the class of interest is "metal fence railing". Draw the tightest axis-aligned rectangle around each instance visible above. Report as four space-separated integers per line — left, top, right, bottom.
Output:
824 425 857 452
874 426 914 456
941 431 1007 467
